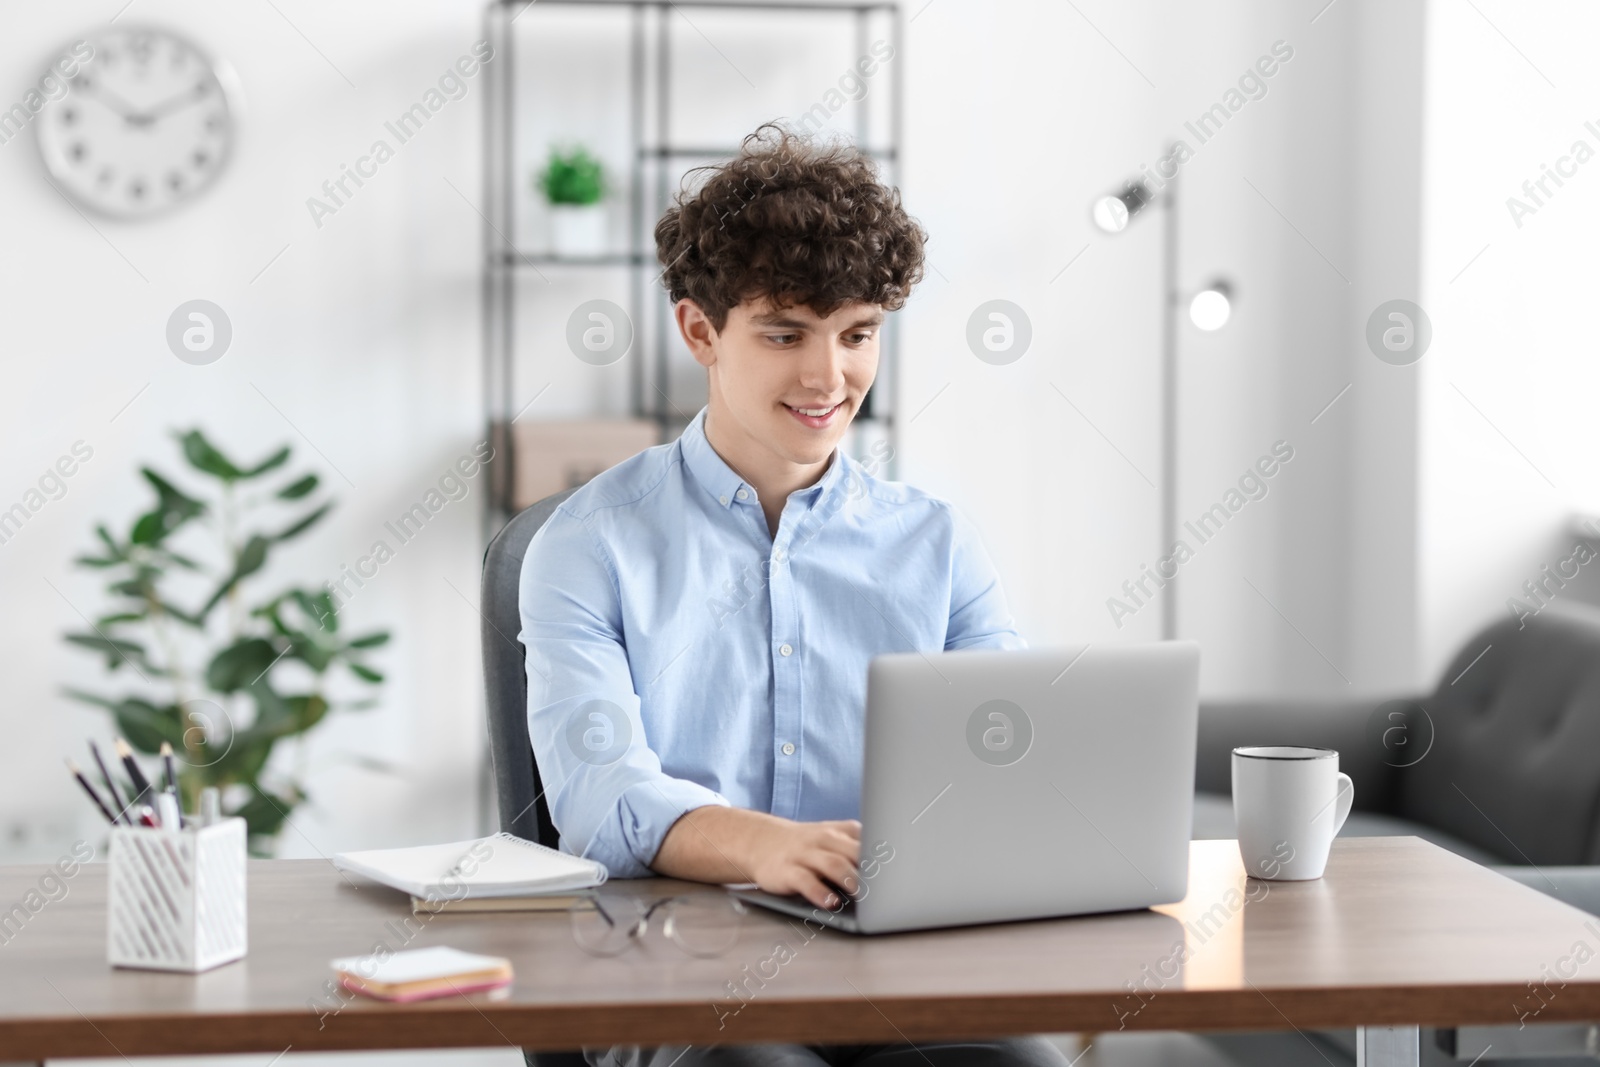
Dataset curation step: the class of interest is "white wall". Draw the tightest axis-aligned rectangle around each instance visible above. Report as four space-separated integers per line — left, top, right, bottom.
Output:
0 0 493 861
901 0 1424 699
1419 0 1600 681
0 0 1426 864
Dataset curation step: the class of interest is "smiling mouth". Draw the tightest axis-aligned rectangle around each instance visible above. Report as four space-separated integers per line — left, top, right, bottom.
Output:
782 401 847 430
786 403 842 418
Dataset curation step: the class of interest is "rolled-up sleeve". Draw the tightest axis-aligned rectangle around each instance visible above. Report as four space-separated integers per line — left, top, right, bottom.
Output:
943 504 1027 652
518 506 729 877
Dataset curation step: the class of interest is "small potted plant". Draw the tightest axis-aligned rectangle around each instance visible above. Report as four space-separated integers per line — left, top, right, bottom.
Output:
537 144 607 257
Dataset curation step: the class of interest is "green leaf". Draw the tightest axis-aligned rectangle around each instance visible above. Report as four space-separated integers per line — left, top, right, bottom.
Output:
277 473 318 500
96 611 146 627
291 590 338 633
135 469 206 545
288 634 336 673
65 632 149 672
178 430 244 481
158 602 205 629
347 662 384 684
244 680 294 734
109 578 153 599
288 694 330 732
114 699 184 753
74 554 120 569
275 502 332 543
142 468 206 514
206 637 280 693
62 687 119 710
231 786 297 841
200 535 272 617
213 701 293 780
129 510 166 546
95 524 123 559
241 446 291 479
345 631 390 649
257 605 291 639
211 734 274 785
198 682 298 787
237 535 270 575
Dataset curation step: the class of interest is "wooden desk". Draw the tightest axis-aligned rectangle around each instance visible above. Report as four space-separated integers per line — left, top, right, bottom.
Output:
1 837 1597 1064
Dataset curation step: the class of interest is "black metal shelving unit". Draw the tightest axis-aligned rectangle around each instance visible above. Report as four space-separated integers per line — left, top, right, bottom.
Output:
475 0 904 833
479 0 904 525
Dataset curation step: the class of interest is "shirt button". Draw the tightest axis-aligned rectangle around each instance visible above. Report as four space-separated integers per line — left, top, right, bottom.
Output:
779 643 793 657
772 547 787 563
735 488 749 501
718 495 729 506
781 742 796 756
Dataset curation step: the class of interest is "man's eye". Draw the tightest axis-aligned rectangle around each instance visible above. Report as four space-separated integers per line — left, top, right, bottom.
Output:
768 334 798 345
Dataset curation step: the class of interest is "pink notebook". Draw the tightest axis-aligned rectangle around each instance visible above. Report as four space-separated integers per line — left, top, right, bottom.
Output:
331 945 513 1002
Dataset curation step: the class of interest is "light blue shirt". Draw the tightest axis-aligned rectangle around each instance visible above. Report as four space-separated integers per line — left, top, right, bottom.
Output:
518 408 1023 877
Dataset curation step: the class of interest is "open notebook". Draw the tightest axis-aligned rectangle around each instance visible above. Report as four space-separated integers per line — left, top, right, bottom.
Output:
333 831 606 900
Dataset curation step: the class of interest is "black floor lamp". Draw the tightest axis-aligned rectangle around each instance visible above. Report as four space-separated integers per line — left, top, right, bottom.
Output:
1092 148 1234 641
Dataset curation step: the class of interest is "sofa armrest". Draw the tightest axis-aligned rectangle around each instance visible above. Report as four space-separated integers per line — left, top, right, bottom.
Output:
1197 699 1412 815
1493 866 1600 918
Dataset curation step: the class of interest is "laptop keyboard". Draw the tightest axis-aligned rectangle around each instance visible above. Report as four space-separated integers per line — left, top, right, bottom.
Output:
744 888 857 918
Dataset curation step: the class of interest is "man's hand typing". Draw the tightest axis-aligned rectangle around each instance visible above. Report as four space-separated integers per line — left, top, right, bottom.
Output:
651 807 862 910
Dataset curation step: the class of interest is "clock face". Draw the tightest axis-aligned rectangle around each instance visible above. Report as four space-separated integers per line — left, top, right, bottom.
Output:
36 27 238 220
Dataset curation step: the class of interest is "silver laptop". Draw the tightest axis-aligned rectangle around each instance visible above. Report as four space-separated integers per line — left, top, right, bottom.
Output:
733 641 1200 934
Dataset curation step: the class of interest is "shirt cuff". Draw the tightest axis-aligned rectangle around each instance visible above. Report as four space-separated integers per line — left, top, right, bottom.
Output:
584 777 731 879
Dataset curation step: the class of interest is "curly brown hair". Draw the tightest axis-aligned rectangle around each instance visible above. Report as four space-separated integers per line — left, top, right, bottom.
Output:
654 123 927 333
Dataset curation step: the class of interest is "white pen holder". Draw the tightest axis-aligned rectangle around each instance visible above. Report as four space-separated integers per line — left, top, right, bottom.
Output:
107 817 248 973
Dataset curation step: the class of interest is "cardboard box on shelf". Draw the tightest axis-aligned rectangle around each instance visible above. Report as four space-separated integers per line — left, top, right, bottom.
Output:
507 419 660 510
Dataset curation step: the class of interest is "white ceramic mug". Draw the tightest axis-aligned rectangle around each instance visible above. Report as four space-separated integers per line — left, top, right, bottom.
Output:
1231 746 1354 881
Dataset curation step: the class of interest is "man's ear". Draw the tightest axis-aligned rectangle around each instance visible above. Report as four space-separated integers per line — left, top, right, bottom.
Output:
676 299 719 369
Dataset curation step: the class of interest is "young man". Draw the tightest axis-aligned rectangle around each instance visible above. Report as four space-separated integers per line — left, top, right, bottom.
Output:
519 124 1064 1067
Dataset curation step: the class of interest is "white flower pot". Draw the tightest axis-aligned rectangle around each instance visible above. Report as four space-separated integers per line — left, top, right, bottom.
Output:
549 203 607 257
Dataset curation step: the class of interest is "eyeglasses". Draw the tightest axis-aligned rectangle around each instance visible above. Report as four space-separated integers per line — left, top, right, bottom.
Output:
568 892 747 958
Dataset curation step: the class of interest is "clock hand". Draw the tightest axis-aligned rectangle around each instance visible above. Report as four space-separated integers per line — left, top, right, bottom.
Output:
143 83 210 123
71 77 148 125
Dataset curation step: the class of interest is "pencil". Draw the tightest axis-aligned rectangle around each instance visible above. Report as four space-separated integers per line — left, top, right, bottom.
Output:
115 737 153 802
89 740 131 824
160 740 176 794
65 758 118 824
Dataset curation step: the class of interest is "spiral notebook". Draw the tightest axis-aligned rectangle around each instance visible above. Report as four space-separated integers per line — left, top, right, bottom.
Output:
333 831 607 900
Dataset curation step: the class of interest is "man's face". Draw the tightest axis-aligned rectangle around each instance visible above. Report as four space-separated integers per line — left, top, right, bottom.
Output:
684 296 883 470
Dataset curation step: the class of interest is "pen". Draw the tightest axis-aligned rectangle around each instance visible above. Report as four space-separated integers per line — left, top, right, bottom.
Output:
115 737 153 805
199 787 221 827
137 806 158 828
89 741 131 824
156 792 181 831
65 759 118 824
160 740 177 795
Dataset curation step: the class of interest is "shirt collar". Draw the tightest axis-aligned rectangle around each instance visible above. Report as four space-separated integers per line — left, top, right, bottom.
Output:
679 407 849 512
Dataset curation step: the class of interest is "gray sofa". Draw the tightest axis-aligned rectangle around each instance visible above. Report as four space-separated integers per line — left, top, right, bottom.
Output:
1192 602 1600 914
1165 603 1600 1067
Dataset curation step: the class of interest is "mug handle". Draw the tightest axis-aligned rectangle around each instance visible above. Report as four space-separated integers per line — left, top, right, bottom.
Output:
1331 772 1354 835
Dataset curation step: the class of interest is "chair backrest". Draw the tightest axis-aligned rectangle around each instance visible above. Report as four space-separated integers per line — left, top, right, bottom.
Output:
1400 602 1600 865
481 489 577 849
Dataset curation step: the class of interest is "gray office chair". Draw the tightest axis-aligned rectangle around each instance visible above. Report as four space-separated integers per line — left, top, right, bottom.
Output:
480 488 590 1067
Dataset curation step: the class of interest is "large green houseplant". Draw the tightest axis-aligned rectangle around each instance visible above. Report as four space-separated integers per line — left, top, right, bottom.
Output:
64 430 389 854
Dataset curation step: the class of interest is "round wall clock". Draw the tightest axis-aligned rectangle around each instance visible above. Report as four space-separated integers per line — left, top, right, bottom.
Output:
36 26 240 220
